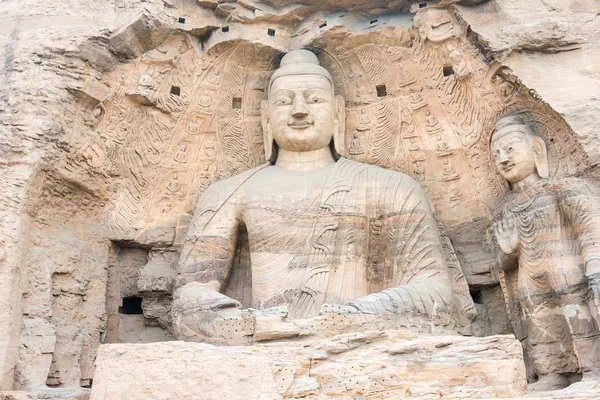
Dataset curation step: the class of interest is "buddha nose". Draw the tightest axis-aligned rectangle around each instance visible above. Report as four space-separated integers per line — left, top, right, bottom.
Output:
291 97 308 119
498 151 510 164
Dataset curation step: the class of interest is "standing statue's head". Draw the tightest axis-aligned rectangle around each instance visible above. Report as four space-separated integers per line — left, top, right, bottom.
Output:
491 114 549 186
261 49 345 163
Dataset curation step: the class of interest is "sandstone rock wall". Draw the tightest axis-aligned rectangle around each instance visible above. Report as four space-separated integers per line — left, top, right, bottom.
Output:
1 0 599 392
0 0 152 389
457 0 600 169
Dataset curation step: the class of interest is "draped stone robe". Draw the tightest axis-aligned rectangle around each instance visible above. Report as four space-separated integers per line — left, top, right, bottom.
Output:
494 176 600 374
177 158 469 329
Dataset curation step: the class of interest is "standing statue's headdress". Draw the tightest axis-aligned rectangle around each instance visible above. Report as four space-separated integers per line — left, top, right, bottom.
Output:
492 114 549 179
261 49 345 162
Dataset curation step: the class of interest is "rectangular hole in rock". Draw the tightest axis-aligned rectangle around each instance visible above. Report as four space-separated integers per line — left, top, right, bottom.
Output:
119 296 143 315
370 19 378 24
319 21 327 28
80 379 93 389
419 2 427 8
178 17 186 23
170 86 181 96
470 289 483 304
376 84 387 97
268 28 276 36
443 65 455 76
232 97 242 109
222 26 229 33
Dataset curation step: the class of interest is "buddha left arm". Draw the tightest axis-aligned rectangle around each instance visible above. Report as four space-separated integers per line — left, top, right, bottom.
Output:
558 179 600 280
347 181 454 323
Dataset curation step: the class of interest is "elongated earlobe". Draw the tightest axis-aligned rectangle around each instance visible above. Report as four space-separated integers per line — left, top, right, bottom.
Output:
261 100 276 163
532 136 549 178
332 95 346 158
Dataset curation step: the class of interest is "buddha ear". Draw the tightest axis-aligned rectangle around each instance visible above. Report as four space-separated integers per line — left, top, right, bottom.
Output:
531 136 549 179
332 95 346 158
261 100 275 163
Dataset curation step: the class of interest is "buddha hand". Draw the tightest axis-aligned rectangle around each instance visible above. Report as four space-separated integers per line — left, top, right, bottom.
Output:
172 282 254 344
493 218 519 255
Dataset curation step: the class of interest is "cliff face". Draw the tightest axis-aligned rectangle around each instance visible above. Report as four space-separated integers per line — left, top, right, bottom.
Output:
0 0 598 393
458 0 600 169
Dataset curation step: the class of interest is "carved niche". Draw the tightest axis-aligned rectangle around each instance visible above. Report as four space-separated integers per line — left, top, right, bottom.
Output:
76 7 587 291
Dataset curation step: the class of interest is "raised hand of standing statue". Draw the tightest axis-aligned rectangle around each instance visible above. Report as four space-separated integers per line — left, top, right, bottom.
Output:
494 218 519 255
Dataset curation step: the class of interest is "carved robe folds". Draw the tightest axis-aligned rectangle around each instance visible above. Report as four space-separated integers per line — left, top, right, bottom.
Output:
176 158 472 341
495 177 600 376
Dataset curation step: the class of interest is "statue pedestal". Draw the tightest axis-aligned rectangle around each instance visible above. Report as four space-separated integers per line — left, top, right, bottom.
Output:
90 331 528 399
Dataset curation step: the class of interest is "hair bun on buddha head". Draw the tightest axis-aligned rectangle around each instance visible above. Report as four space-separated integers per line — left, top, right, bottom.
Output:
495 114 525 131
279 50 320 67
269 49 333 91
493 113 534 141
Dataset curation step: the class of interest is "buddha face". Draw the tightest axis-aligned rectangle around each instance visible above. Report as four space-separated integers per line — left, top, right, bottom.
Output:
267 74 336 152
491 130 537 184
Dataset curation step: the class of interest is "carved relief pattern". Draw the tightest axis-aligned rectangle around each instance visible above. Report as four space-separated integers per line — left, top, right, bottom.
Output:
82 36 277 238
73 10 587 287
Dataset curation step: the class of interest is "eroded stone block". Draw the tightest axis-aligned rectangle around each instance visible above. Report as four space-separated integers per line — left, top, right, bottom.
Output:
90 332 527 399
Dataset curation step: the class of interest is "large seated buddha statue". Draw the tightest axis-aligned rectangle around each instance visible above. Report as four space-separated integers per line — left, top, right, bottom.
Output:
171 50 475 344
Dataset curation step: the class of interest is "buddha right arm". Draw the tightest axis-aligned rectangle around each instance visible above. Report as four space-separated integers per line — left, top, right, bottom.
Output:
176 187 241 289
172 186 255 343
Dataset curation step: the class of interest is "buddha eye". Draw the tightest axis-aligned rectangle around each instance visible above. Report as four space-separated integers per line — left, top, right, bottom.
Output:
274 97 291 106
308 95 323 104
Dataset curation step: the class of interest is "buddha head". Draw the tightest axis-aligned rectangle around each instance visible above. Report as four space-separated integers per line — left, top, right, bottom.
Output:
261 50 345 163
491 114 549 185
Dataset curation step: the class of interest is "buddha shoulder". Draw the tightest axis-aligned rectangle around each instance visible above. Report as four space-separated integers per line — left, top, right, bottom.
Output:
340 157 423 190
195 164 270 209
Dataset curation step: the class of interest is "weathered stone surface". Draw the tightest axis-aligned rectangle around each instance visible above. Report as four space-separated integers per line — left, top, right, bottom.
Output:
0 388 90 400
457 0 600 169
1 0 599 396
90 332 527 399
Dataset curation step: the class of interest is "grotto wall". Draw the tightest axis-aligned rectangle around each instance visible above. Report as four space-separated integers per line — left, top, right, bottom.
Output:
0 0 599 395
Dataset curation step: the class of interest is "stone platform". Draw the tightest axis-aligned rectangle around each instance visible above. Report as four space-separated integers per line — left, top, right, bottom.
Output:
90 330 527 399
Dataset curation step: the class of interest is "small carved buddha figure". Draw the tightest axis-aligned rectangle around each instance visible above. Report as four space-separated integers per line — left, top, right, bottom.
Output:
199 89 212 109
198 164 212 190
425 110 442 133
441 158 459 181
492 114 600 391
357 109 371 131
409 139 420 152
410 92 427 109
186 118 200 135
398 64 415 85
446 42 471 79
174 143 188 164
172 49 474 345
449 182 463 201
413 161 425 181
137 66 157 93
348 132 364 156
167 171 181 193
435 135 452 157
355 76 368 98
401 109 417 137
209 69 220 85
